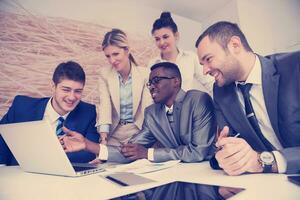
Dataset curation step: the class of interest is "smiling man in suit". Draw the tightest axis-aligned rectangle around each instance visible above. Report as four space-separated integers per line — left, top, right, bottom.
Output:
196 21 300 175
61 62 216 163
0 61 99 165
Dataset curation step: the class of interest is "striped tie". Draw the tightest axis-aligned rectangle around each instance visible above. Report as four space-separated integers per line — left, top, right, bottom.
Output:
56 117 65 136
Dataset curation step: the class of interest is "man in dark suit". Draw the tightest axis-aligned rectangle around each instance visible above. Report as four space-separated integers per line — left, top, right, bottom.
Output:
0 61 99 165
61 62 216 163
195 21 300 175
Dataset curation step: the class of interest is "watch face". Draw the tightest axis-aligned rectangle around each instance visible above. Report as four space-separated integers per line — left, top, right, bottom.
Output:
260 152 274 165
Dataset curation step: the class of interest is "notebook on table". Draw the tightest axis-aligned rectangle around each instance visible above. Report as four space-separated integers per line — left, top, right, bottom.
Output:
0 120 105 177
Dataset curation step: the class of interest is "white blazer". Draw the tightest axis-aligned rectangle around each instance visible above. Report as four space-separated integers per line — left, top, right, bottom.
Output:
96 65 153 133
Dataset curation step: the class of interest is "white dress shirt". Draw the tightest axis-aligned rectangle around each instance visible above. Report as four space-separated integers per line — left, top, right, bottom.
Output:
235 55 286 173
43 98 69 133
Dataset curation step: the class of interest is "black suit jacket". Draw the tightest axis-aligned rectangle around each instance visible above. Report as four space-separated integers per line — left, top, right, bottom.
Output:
0 95 99 165
211 51 300 174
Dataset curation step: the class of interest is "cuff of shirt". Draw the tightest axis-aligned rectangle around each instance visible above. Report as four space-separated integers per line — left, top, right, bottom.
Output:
97 124 110 133
148 148 154 161
273 150 287 173
98 144 108 160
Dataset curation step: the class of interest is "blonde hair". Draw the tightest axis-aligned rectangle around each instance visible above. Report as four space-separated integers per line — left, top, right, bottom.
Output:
102 29 137 66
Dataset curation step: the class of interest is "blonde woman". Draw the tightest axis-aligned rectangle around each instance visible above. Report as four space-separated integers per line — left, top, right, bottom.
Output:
97 29 152 147
149 12 214 96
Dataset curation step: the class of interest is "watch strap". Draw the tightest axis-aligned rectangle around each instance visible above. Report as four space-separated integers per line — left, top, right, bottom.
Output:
263 162 272 173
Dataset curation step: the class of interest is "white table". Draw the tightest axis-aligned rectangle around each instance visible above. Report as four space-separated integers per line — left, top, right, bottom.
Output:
0 162 299 200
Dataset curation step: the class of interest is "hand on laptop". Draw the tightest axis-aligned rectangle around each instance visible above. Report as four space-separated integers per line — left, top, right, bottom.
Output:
60 127 86 152
89 158 103 165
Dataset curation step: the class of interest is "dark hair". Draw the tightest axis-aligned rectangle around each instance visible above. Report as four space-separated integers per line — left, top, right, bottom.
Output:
150 62 182 87
195 21 253 52
52 61 85 85
151 12 178 34
102 28 138 66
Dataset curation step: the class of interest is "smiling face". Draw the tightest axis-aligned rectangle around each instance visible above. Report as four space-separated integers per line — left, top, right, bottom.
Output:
103 45 130 73
152 27 178 56
51 79 84 116
148 67 180 107
197 36 242 87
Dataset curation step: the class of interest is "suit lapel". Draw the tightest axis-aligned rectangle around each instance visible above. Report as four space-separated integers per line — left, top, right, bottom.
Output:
131 66 143 117
36 98 49 120
156 105 178 148
260 56 281 138
215 84 266 149
108 69 120 115
173 90 185 143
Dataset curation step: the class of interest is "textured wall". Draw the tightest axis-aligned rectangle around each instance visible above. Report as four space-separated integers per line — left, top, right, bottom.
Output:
0 12 158 118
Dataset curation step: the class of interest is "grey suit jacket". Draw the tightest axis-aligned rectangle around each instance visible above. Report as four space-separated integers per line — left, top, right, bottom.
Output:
107 89 216 163
212 51 300 174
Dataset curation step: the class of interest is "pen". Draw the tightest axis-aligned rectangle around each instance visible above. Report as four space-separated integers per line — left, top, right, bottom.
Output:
233 133 240 138
215 133 240 151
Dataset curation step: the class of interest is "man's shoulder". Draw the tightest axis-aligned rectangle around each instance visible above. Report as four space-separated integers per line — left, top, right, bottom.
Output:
265 51 300 71
12 95 49 105
76 100 96 110
144 103 157 113
69 101 96 119
265 51 300 62
185 90 211 101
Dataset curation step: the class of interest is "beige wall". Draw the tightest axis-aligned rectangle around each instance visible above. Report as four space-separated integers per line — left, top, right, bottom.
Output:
238 0 300 54
200 0 300 55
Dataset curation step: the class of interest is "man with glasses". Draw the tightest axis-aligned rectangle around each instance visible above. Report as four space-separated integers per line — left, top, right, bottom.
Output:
61 62 216 163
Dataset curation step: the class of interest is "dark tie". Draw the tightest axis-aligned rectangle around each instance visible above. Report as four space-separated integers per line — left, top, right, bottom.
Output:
238 83 274 150
166 109 176 135
56 117 65 136
166 109 174 123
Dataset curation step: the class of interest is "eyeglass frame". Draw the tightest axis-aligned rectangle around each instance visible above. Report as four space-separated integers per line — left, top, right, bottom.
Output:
146 76 176 88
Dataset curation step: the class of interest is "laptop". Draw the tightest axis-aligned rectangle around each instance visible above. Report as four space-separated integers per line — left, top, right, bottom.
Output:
0 120 105 177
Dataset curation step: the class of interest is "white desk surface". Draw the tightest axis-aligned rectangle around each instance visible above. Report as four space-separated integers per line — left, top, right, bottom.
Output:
0 162 299 200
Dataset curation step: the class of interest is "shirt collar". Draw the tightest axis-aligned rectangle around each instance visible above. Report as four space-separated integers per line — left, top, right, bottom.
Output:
118 73 132 84
165 104 174 113
45 98 69 123
235 55 262 86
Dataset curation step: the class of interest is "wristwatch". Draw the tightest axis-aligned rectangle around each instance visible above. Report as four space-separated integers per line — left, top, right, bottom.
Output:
258 151 275 173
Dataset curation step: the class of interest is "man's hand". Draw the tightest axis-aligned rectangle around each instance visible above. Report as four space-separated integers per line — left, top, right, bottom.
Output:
60 127 86 152
121 144 148 160
89 158 103 165
215 126 263 175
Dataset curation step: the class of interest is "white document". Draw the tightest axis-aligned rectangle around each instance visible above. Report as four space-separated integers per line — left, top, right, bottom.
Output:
106 159 180 174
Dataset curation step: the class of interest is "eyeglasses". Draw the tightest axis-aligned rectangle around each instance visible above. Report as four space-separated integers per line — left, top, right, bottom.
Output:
146 76 175 87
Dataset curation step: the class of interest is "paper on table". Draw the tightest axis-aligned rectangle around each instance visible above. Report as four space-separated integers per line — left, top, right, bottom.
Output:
106 159 180 174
